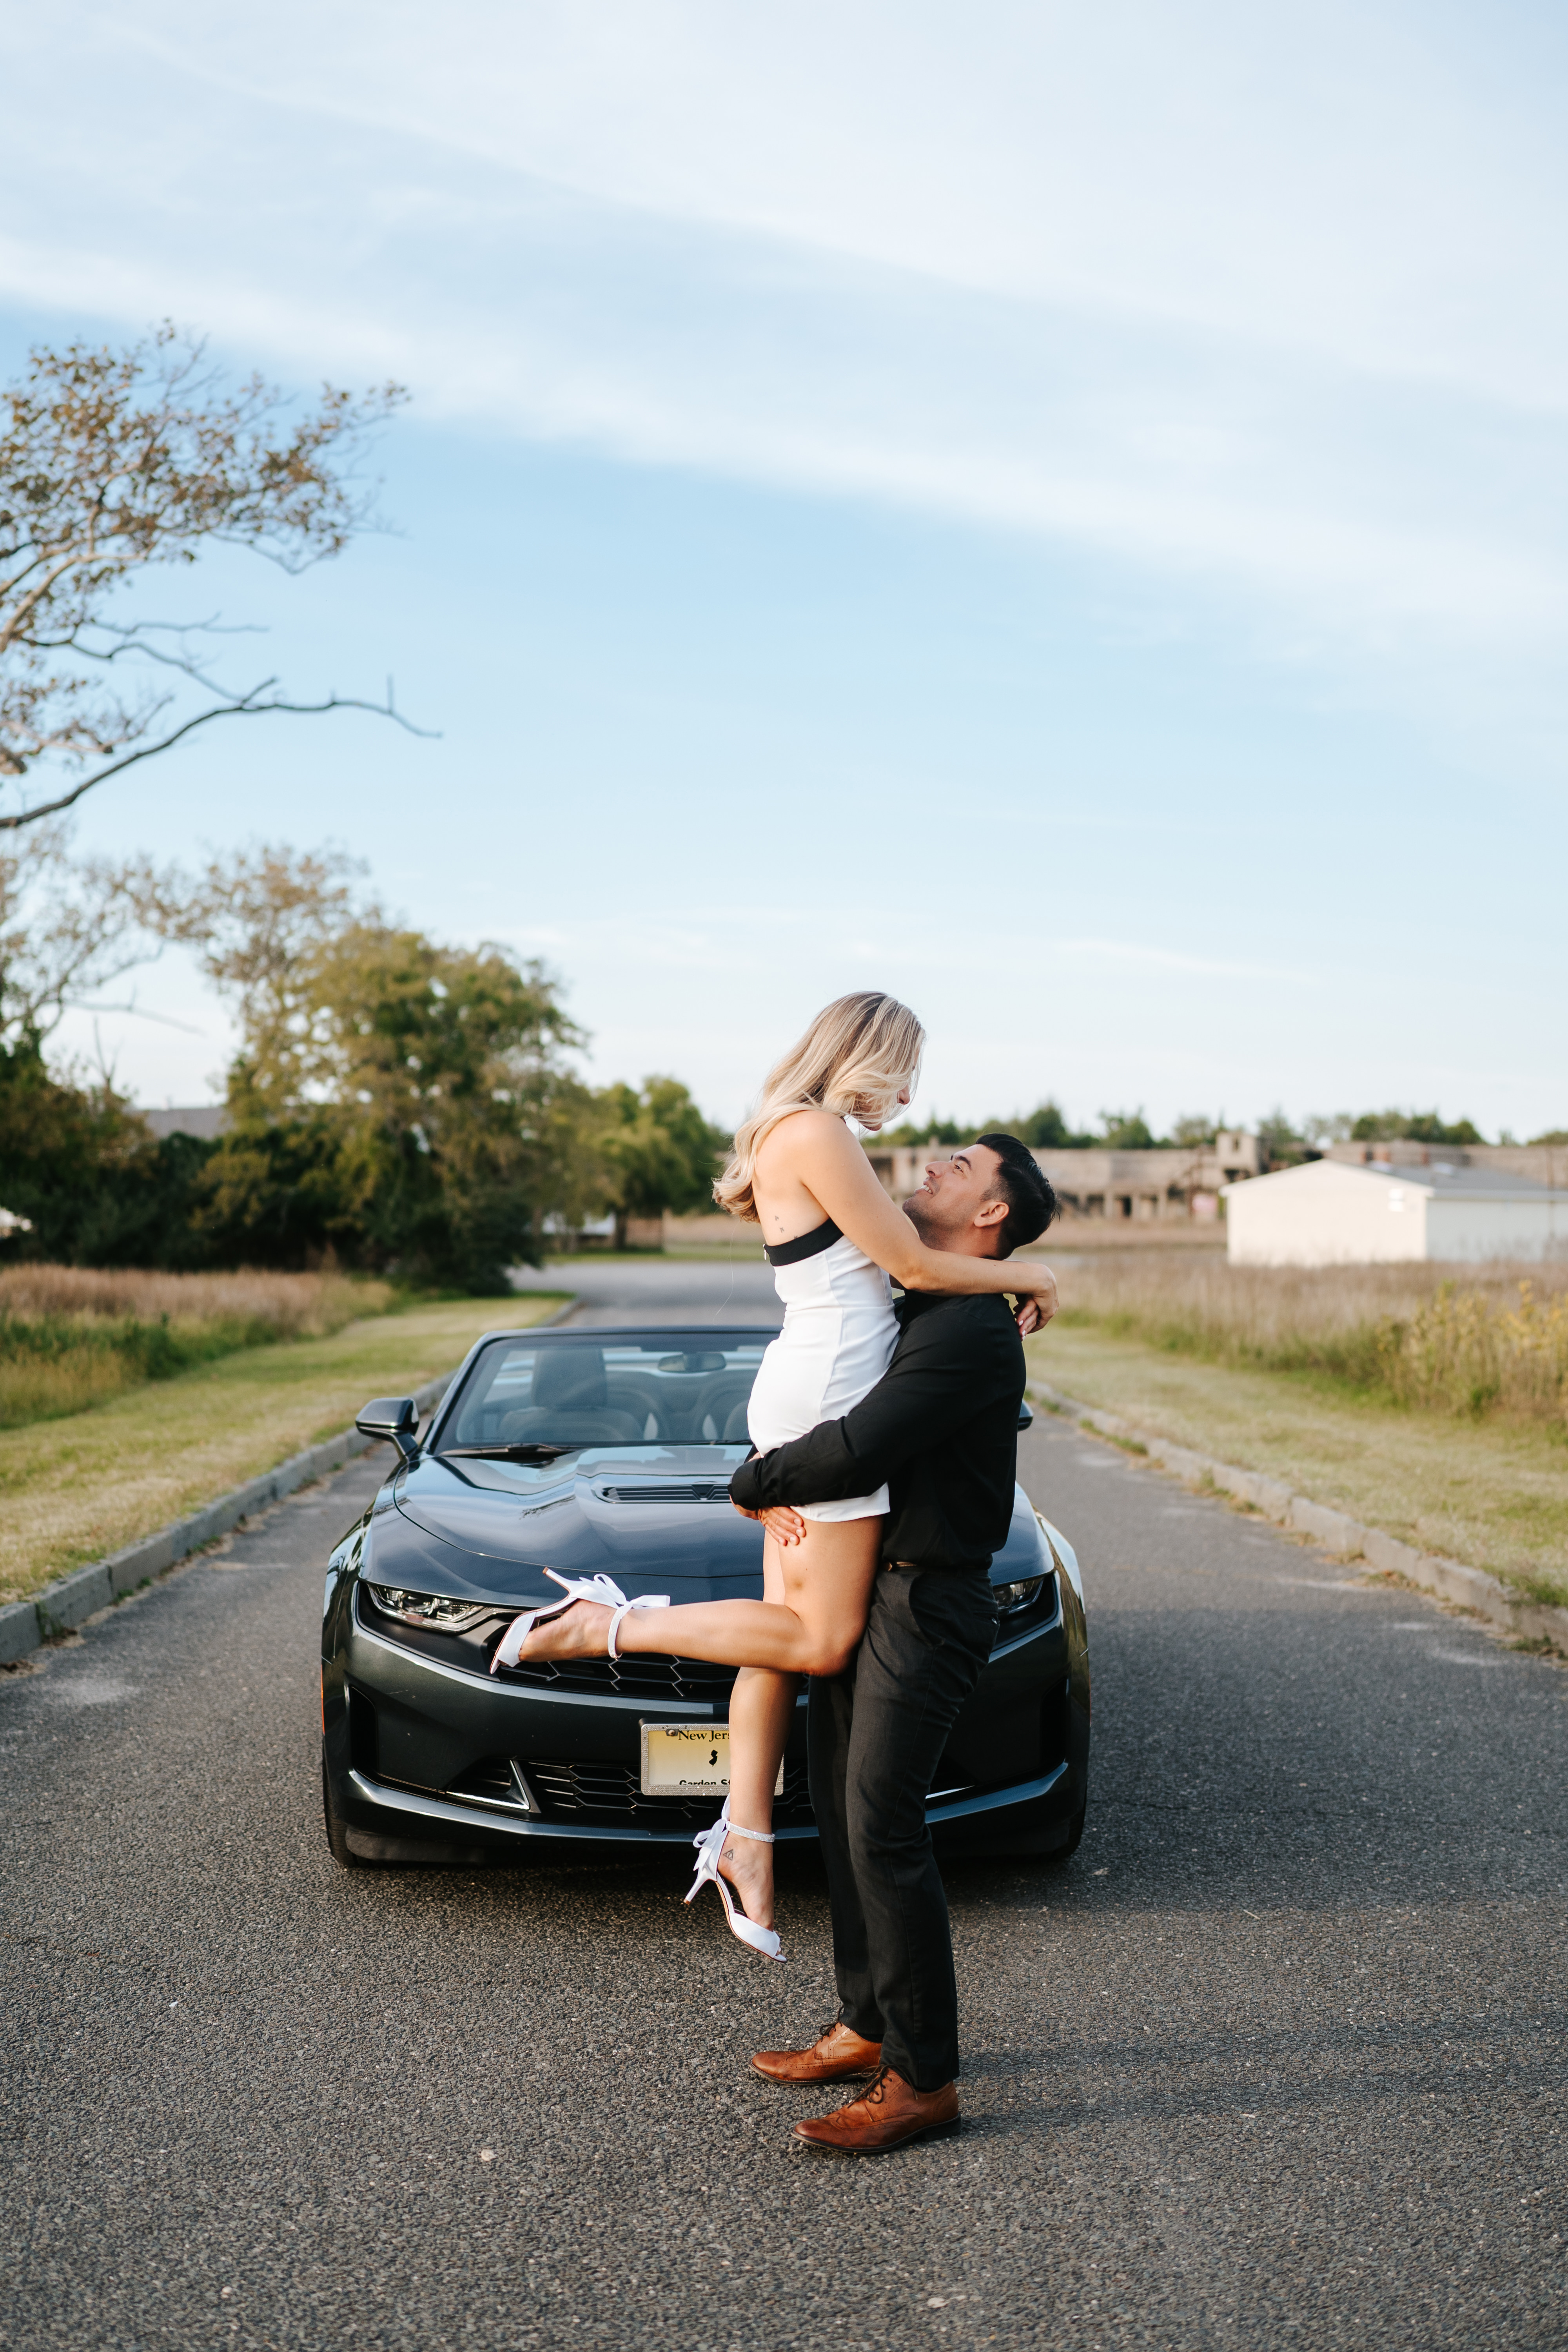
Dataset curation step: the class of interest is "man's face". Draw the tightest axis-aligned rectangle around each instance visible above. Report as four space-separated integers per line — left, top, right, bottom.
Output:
902 1143 1007 1252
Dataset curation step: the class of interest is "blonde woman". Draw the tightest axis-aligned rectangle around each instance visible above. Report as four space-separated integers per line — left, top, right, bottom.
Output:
495 993 1056 1957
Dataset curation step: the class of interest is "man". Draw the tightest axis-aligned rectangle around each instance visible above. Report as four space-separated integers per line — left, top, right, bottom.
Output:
730 1132 1059 2155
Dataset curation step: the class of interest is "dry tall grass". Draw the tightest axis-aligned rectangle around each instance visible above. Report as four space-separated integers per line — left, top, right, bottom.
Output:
0 1265 394 1428
1053 1254 1568 1428
1 1292 568 1605
0 1265 377 1327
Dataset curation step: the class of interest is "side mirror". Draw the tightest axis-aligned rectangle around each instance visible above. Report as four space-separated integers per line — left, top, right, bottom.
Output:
1017 1399 1034 1431
356 1396 420 1466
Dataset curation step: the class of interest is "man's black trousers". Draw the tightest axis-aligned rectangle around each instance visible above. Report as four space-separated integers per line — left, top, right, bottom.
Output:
806 1564 998 2093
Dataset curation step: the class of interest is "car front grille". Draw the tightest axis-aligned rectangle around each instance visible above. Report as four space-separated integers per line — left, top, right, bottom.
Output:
491 1652 739 1700
526 1757 815 1828
446 1755 528 1810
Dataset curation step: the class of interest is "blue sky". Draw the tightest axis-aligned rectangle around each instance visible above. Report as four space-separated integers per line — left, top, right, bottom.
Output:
3 1 1564 1136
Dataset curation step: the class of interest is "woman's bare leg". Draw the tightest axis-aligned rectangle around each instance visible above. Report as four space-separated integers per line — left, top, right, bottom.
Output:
515 1519 882 1935
719 1530 794 1929
720 1644 799 1931
517 1516 884 1679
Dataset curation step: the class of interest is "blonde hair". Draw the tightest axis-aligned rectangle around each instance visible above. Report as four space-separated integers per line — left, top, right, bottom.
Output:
715 991 925 1224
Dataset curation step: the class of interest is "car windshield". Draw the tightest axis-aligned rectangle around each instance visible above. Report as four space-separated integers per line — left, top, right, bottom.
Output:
441 1333 769 1450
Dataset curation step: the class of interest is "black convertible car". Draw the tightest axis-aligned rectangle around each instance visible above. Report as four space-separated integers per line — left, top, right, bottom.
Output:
321 1326 1089 1867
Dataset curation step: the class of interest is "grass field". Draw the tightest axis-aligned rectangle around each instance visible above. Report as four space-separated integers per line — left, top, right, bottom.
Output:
0 1291 569 1608
1025 1320 1568 1607
1042 1249 1568 1426
0 1266 397 1430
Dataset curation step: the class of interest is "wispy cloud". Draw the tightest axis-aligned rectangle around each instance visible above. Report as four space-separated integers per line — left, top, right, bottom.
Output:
5 3 1565 1131
3 1 1566 671
87 1 1568 402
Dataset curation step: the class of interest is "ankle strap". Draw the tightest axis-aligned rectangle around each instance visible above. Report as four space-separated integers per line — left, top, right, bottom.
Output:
606 1593 671 1660
724 1819 775 1845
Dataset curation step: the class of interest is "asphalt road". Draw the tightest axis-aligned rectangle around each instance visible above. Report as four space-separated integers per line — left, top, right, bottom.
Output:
2 1265 1563 2351
512 1256 784 1325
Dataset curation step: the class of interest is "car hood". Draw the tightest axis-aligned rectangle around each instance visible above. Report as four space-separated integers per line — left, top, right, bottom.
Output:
359 1450 1055 1608
372 1448 764 1601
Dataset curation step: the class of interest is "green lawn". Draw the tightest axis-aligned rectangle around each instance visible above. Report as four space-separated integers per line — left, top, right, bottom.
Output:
0 1292 570 1607
1026 1323 1568 1605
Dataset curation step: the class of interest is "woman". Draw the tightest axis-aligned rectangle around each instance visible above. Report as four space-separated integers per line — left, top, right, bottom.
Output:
493 993 1056 1957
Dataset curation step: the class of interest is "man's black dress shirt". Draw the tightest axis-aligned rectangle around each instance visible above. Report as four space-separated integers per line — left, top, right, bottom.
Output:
728 1289 1025 1570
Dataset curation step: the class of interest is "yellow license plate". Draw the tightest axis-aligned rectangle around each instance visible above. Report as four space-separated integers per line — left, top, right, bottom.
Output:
639 1722 783 1797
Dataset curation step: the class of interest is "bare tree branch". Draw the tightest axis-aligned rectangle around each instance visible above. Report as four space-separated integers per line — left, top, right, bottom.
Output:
0 821 172 1044
0 686 436 832
0 325 423 829
72 996 207 1033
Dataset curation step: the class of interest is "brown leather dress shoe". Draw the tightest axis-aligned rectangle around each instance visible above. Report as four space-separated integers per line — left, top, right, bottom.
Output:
792 2064 960 2154
750 2021 883 2085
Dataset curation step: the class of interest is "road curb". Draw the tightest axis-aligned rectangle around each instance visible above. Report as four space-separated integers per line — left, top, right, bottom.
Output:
0 1297 580 1670
1028 1378 1568 1650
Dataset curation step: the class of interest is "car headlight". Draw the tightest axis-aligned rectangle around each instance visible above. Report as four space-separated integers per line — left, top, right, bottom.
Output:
366 1583 492 1633
993 1574 1048 1612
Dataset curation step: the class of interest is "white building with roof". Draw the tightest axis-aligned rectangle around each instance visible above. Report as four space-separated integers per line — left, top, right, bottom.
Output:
1224 1158 1568 1266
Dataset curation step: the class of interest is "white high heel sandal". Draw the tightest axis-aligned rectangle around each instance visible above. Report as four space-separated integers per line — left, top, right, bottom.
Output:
686 1797 784 1962
490 1568 671 1674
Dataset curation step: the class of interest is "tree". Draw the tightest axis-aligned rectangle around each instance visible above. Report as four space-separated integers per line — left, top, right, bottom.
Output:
192 894 590 1288
592 1077 729 1249
0 1028 218 1267
321 929 590 1288
1348 1109 1486 1146
192 1112 349 1273
1166 1113 1218 1149
0 1029 129 1258
1096 1107 1157 1149
1408 1112 1486 1146
868 1103 1098 1151
136 837 369 1109
2 834 738 1281
873 1114 971 1149
1 820 166 1051
1013 1100 1094 1150
1 327 416 831
1254 1108 1315 1168
146 844 728 1280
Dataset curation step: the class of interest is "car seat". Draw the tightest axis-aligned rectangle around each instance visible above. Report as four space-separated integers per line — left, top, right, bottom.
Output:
493 1347 645 1445
687 1372 756 1445
599 1373 667 1442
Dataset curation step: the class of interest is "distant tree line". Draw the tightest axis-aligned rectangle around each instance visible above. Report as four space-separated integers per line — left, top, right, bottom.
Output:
0 844 726 1292
880 1103 1237 1152
878 1104 1161 1151
881 1102 1563 1165
1250 1109 1568 1162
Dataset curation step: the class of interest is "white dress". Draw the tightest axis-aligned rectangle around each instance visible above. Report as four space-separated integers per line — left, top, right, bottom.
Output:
746 1217 897 1522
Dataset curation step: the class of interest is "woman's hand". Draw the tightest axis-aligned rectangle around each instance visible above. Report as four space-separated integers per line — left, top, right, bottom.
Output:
732 1500 809 1547
1012 1264 1058 1334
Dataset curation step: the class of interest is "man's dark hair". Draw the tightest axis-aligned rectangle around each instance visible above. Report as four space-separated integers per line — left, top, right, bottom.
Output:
973 1133 1059 1259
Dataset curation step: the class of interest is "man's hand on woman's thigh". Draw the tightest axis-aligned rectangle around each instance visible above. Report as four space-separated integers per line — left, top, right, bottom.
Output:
733 1500 809 1547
